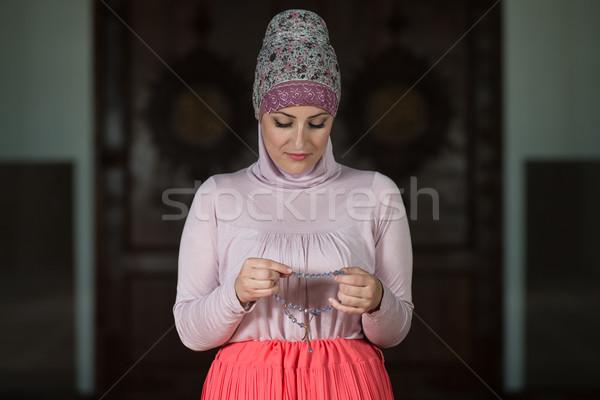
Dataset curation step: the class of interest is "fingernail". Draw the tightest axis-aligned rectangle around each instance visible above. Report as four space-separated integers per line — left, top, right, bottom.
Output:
286 268 292 273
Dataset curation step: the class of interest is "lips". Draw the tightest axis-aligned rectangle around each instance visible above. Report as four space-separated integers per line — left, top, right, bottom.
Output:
286 153 310 161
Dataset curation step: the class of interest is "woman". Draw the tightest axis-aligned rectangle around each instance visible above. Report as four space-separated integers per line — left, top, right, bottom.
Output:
174 9 413 400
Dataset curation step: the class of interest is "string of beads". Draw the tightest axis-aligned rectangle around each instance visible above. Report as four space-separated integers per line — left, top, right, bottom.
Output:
273 269 344 353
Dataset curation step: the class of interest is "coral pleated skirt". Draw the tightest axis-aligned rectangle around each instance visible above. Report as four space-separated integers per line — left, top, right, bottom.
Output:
201 338 394 400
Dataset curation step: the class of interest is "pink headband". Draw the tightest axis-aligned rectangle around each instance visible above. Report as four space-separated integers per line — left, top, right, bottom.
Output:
259 81 338 121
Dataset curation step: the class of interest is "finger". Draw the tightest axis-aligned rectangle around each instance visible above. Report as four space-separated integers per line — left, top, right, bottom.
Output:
258 259 293 277
338 283 369 298
340 266 367 275
328 297 363 315
249 279 278 290
336 290 367 308
236 278 278 303
250 268 283 281
249 286 280 300
335 272 370 286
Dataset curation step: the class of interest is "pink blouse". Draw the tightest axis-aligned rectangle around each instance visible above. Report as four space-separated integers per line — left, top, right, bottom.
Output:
173 162 413 351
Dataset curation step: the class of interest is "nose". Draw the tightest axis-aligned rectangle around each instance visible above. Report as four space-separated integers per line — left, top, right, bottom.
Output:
293 125 305 150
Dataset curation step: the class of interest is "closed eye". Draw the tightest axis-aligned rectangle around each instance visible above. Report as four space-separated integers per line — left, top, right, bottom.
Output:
275 120 292 128
309 122 326 129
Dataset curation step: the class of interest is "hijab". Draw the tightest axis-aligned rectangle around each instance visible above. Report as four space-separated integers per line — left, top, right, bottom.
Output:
249 9 342 190
250 122 341 190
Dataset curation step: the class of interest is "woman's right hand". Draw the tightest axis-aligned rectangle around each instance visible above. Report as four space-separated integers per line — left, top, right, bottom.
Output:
235 258 292 306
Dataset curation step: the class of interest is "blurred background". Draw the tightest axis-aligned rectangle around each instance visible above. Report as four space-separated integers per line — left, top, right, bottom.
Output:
0 0 598 399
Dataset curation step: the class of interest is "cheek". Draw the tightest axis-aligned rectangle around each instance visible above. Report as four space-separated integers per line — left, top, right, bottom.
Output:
313 131 330 156
261 124 283 151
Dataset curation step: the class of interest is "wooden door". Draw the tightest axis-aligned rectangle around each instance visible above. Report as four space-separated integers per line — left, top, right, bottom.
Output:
95 1 502 398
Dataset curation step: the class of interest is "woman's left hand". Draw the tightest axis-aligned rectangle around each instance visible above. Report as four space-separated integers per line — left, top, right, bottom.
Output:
329 267 383 315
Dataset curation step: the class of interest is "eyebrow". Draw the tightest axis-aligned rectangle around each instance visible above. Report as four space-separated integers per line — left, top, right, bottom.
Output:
271 111 329 119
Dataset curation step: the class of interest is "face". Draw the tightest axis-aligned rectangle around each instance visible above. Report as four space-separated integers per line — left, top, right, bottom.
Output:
260 105 333 175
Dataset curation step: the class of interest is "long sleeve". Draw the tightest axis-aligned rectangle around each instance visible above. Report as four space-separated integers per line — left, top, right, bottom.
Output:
173 177 250 351
362 173 414 348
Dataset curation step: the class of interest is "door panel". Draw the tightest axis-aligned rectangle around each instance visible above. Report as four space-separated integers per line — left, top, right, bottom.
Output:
95 1 502 398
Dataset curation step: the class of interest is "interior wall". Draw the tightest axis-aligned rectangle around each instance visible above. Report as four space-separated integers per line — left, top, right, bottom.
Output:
503 0 600 392
0 0 94 394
